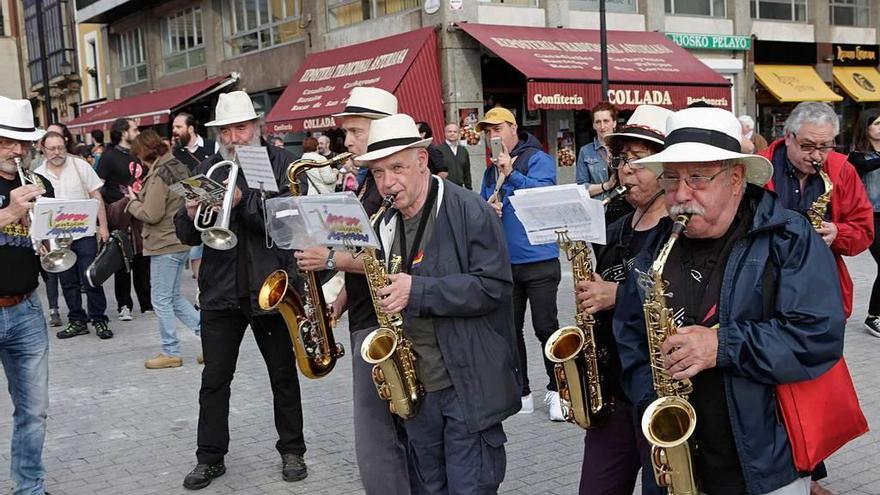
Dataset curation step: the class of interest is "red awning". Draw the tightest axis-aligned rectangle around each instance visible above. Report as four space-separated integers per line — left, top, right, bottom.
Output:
67 75 238 133
458 23 731 110
265 27 445 136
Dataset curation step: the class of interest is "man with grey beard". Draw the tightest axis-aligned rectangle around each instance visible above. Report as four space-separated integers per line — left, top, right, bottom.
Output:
173 91 310 490
613 107 847 495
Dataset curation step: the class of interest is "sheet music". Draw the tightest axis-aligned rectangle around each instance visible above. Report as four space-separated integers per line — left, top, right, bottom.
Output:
509 185 606 245
235 145 279 193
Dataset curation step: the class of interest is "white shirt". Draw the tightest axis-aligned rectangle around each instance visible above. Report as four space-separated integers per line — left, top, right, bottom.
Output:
187 134 220 154
446 140 458 155
35 156 104 200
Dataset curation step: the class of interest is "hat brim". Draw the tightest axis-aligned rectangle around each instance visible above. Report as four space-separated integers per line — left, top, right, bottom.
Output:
205 112 263 127
634 142 773 186
604 130 665 147
475 119 513 132
331 110 390 120
356 138 432 163
0 128 45 142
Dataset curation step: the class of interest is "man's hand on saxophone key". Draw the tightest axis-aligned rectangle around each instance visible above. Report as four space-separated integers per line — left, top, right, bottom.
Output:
659 325 718 380
376 273 412 314
576 273 618 314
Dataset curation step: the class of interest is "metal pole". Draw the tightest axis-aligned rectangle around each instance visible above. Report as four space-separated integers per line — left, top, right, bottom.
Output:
599 0 609 100
34 0 52 126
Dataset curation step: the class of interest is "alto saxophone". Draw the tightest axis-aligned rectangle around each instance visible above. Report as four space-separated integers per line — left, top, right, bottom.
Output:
807 160 833 230
641 214 698 495
543 231 612 429
360 196 424 420
257 152 353 379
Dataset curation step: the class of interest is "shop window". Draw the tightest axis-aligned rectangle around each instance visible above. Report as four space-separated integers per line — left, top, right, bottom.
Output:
830 0 870 27
570 0 636 13
750 0 807 22
225 0 303 56
161 7 205 74
327 0 419 29
119 28 147 86
665 0 725 17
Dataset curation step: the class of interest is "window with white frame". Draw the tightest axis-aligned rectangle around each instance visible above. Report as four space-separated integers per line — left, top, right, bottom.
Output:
225 0 303 56
830 0 870 26
570 0 636 13
750 0 807 21
327 0 420 30
162 7 205 73
665 0 725 17
119 28 147 86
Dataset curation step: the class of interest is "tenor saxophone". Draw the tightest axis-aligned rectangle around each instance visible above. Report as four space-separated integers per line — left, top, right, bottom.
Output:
360 196 424 419
807 160 833 230
257 152 352 379
641 214 698 495
543 231 612 429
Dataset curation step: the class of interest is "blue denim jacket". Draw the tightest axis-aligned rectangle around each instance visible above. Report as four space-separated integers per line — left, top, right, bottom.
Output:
576 137 610 197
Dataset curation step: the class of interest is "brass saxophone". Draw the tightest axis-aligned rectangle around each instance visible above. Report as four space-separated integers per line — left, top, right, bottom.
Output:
360 196 424 419
543 231 612 429
257 152 352 379
641 214 698 495
807 160 833 230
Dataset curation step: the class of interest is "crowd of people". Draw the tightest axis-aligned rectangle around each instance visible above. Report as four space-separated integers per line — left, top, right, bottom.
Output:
0 80 874 495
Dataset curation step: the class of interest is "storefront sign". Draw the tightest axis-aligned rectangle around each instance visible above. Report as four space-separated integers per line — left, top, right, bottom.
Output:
832 44 879 66
666 33 751 51
527 81 731 111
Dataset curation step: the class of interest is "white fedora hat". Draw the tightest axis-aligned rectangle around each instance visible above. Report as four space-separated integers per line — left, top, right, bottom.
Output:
605 105 673 148
634 107 773 185
332 87 398 120
206 91 263 127
0 96 45 141
355 114 431 163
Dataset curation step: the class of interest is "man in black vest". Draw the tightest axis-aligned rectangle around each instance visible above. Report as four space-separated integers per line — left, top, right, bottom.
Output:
438 123 472 189
172 112 218 172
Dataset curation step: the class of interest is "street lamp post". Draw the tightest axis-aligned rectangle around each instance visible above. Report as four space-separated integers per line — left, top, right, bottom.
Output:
34 0 52 126
599 0 609 100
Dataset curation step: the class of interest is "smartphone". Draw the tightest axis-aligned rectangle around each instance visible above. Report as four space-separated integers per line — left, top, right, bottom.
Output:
490 137 503 161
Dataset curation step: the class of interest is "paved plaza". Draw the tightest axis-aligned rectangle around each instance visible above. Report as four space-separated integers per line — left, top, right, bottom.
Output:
1 252 879 495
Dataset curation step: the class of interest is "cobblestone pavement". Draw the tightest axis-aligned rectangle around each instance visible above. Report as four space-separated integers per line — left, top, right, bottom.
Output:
1 252 879 495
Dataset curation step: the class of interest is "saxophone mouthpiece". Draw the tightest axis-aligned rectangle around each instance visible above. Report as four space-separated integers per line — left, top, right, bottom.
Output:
380 195 395 210
601 185 629 206
811 160 823 172
671 214 691 236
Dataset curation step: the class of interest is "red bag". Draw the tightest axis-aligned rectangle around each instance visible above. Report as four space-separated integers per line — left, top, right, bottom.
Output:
776 358 868 472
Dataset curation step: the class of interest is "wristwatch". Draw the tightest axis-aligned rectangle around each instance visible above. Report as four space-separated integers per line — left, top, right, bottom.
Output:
325 249 337 270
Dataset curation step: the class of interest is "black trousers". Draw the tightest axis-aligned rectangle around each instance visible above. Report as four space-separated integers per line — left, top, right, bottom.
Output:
196 298 306 464
114 253 151 312
869 213 880 315
512 258 561 396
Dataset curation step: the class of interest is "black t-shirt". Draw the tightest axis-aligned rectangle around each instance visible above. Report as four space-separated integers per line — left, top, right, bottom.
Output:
346 171 385 331
663 201 753 495
0 173 55 296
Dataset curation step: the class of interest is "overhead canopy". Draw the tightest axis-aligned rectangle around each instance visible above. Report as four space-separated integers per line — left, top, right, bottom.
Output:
832 66 880 102
266 27 444 135
67 74 238 133
754 65 843 103
458 22 732 110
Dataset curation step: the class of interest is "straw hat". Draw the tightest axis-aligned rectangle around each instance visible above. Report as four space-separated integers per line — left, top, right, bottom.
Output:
332 87 398 120
206 91 263 127
605 105 673 148
355 114 432 163
0 96 45 141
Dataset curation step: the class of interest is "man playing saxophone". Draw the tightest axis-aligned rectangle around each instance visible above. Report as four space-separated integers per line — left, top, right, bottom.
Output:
173 91 309 490
614 107 846 495
357 113 520 493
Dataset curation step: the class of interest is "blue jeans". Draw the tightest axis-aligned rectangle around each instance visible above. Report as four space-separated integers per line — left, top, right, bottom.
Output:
150 251 200 356
0 292 49 495
59 236 107 323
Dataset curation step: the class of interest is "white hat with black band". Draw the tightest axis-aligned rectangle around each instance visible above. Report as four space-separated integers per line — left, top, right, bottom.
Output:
355 114 432 163
332 87 398 120
0 96 45 142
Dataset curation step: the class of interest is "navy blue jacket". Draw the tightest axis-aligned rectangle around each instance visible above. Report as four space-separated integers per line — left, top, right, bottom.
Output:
613 187 845 494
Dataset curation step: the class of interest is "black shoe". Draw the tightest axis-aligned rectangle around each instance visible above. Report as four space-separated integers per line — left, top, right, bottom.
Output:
281 453 308 482
93 320 113 340
183 462 226 490
56 321 88 339
48 309 62 327
866 316 880 338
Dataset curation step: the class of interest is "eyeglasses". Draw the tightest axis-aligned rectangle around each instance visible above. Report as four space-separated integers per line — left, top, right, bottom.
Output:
609 155 648 170
43 146 67 154
793 133 836 154
0 138 30 151
658 167 729 191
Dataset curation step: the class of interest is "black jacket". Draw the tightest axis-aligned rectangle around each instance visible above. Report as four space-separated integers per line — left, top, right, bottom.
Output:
173 146 307 311
438 141 472 189
98 145 140 204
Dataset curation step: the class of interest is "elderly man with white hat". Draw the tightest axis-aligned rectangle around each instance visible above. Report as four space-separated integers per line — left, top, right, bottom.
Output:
173 91 310 490
0 96 53 495
356 113 520 493
614 107 847 495
295 86 422 495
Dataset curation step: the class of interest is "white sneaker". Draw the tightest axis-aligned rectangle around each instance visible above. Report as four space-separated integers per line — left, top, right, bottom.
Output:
118 306 133 321
517 394 534 414
546 391 565 422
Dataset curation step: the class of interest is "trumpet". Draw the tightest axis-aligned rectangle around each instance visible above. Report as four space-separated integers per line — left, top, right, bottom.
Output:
195 160 239 251
15 158 77 273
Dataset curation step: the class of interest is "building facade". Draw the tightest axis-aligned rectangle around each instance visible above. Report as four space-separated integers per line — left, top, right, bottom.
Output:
0 0 26 100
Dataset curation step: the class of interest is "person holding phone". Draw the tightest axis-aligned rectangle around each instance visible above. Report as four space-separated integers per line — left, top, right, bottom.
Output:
478 107 564 421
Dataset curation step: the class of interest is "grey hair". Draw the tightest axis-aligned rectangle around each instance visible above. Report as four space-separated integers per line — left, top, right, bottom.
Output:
738 115 755 129
783 102 840 136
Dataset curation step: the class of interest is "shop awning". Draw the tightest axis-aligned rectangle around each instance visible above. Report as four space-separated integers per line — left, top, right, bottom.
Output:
754 65 842 103
67 74 239 132
457 22 732 110
832 66 880 102
266 27 444 135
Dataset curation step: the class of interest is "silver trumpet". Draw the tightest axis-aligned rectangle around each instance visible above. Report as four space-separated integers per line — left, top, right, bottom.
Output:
195 160 239 250
15 158 77 273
